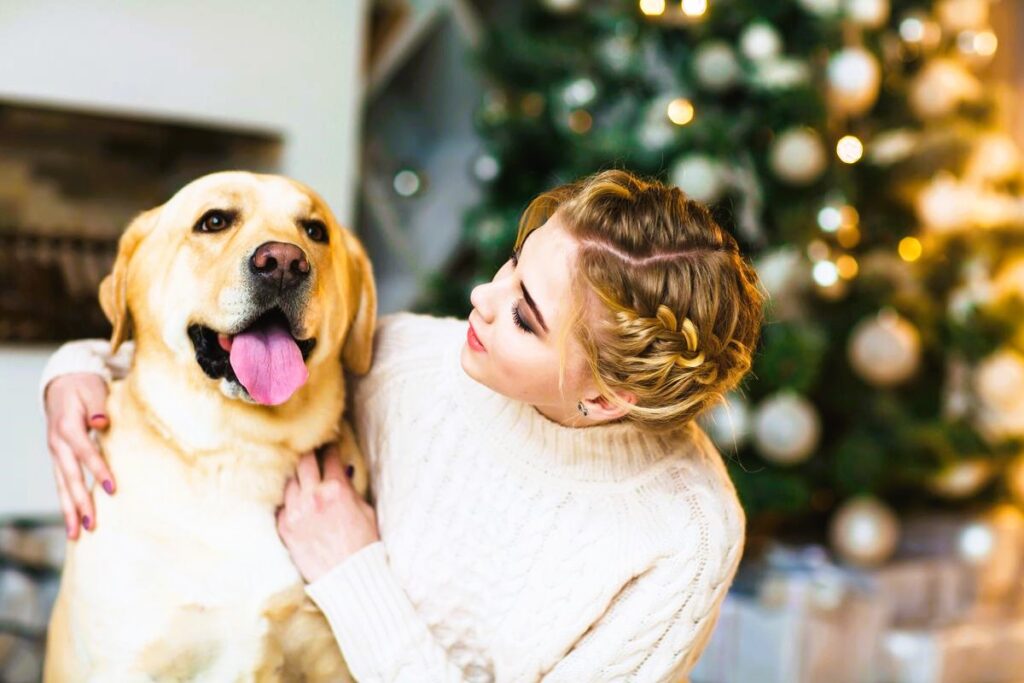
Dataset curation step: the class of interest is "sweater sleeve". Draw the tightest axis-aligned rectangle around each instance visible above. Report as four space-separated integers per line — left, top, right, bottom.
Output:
540 537 741 682
306 500 743 683
540 473 745 682
39 339 135 409
304 542 468 682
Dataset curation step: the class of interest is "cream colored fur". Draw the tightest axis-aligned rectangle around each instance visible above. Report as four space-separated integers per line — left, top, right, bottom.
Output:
44 172 376 682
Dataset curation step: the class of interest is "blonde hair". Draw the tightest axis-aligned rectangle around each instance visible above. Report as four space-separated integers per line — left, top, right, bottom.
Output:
515 170 765 433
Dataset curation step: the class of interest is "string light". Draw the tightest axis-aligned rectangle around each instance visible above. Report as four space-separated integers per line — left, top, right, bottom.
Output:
640 0 666 16
837 135 864 164
898 236 923 262
681 0 708 17
974 31 998 56
807 239 830 262
836 255 859 280
667 98 695 125
568 110 593 134
813 261 840 287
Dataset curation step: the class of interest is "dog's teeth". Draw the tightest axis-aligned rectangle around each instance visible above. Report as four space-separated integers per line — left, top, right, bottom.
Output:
217 334 233 352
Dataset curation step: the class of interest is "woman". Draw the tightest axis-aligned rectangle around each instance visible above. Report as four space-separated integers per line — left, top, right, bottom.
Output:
42 170 764 681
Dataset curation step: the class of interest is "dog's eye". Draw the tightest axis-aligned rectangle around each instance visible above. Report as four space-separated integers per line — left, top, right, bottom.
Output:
302 219 328 244
195 210 235 233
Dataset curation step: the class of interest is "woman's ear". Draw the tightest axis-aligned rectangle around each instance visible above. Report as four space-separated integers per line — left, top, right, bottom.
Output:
99 207 160 352
581 390 638 423
340 228 377 375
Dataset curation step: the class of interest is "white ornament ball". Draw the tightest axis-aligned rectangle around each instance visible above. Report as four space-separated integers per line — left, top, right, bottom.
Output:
700 392 751 450
848 311 921 386
928 460 995 499
973 348 1024 442
830 496 900 566
798 0 841 17
936 0 989 32
671 155 726 204
740 22 783 63
693 41 741 92
909 59 982 119
916 175 977 233
966 134 1022 183
770 127 828 186
846 0 890 28
752 392 821 465
828 47 882 116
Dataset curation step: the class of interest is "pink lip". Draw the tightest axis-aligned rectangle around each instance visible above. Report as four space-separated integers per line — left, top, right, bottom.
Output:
467 320 486 352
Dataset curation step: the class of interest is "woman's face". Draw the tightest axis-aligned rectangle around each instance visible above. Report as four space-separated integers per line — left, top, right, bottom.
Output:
461 213 594 424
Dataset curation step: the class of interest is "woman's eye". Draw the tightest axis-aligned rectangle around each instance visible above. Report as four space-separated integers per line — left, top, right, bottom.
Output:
511 302 534 334
303 220 329 243
195 210 235 233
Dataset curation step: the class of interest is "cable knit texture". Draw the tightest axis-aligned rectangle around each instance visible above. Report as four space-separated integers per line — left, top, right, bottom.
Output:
39 314 746 682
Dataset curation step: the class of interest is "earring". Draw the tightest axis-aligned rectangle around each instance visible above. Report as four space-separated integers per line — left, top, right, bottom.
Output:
577 401 589 417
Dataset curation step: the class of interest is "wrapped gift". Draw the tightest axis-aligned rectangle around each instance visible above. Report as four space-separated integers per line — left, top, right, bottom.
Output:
877 614 1024 683
692 545 889 683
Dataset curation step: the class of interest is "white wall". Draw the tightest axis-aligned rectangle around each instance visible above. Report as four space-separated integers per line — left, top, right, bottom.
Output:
2 347 60 516
0 0 367 224
0 0 367 516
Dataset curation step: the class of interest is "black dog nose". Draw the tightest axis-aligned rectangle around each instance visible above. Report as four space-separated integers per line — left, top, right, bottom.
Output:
249 241 310 291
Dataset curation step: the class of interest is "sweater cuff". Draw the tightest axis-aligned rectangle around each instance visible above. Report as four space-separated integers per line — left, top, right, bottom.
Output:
39 340 114 414
305 541 432 675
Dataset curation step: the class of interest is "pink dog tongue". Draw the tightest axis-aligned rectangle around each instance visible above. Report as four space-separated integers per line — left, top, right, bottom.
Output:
229 321 308 405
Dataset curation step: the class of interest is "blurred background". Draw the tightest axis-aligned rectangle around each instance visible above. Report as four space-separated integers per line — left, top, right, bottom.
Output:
3 0 1024 680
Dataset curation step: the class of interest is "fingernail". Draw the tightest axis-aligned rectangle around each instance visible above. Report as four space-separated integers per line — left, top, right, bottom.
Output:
66 522 72 538
345 465 354 479
90 414 106 422
82 515 91 531
102 479 115 495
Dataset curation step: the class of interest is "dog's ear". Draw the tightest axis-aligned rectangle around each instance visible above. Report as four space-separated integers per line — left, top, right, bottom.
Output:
99 207 160 352
340 228 377 375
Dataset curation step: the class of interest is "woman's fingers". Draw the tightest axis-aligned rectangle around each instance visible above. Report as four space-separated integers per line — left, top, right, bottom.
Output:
295 451 320 489
61 413 115 495
52 441 96 532
77 375 111 429
321 447 345 482
53 465 80 540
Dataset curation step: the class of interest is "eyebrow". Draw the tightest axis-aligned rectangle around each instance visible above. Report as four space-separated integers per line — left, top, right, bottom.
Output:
513 249 549 333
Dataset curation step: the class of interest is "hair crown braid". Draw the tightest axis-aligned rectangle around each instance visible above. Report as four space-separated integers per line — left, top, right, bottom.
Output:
515 169 765 433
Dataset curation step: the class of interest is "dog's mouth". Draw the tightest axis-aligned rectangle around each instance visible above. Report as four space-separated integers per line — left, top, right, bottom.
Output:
187 307 317 406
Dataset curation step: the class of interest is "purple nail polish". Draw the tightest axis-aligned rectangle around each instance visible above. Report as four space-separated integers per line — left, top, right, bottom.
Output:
102 480 115 495
82 516 91 530
345 465 354 479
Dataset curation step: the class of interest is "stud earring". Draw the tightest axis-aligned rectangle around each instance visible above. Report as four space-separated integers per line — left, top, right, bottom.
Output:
577 401 589 417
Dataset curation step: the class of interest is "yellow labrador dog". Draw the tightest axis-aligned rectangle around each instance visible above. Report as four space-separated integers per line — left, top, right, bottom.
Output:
44 172 375 682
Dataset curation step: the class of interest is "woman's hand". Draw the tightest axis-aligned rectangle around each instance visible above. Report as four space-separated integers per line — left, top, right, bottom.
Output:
276 444 379 583
44 373 116 540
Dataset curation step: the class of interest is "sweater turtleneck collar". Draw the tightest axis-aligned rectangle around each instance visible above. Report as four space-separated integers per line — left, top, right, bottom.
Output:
449 343 699 484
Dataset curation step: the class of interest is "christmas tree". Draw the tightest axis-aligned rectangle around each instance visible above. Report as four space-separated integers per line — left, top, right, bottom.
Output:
423 0 1024 564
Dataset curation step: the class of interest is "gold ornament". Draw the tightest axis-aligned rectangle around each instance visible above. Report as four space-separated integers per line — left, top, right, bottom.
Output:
928 459 994 499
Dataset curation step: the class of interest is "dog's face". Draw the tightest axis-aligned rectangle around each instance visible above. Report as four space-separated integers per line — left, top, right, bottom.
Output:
100 172 375 405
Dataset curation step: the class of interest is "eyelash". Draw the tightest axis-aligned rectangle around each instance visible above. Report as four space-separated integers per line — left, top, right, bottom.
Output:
511 302 534 334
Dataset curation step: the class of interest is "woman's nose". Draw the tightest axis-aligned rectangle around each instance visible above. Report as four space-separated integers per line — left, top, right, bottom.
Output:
470 281 495 322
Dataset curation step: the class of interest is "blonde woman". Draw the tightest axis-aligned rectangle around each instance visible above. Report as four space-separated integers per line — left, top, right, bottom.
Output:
41 170 764 681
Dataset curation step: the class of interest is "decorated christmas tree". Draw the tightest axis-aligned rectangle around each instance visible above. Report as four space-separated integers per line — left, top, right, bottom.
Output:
423 0 1024 565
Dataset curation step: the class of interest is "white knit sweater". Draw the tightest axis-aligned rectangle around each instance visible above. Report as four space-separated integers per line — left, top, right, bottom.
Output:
41 313 745 682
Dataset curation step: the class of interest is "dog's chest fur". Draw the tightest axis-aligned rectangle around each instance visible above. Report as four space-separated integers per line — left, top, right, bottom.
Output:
49 380 349 682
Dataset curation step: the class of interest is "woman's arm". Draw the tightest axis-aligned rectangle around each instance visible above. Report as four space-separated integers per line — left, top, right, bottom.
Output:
40 339 135 539
539 543 739 682
305 532 740 683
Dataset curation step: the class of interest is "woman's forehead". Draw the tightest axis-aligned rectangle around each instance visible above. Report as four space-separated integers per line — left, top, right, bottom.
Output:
520 218 579 320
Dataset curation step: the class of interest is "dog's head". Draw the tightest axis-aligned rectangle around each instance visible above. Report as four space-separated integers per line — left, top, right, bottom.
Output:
100 171 375 406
